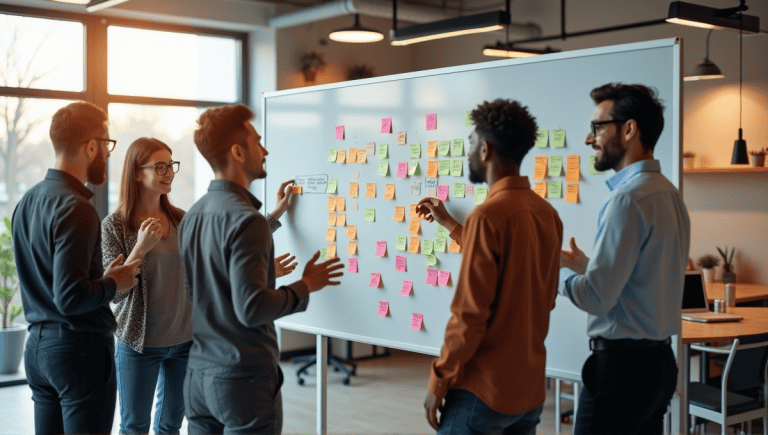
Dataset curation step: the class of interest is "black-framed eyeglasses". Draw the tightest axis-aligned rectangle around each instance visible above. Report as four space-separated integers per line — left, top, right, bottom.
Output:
87 137 117 152
590 119 626 136
138 161 181 175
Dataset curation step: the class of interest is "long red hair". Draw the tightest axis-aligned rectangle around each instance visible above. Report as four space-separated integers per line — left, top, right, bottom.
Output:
115 137 184 233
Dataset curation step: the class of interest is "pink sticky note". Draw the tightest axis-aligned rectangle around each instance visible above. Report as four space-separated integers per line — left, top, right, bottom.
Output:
437 185 449 201
426 114 437 131
426 268 438 285
400 280 413 296
369 272 381 288
377 301 389 317
438 270 451 285
375 240 387 257
396 162 408 178
395 255 407 272
348 258 358 273
465 185 474 196
411 313 423 331
381 118 392 133
335 125 344 140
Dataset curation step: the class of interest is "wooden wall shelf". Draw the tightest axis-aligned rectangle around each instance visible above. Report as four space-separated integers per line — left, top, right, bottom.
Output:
684 167 768 174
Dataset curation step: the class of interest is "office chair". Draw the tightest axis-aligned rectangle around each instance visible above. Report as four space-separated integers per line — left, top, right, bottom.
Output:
293 340 357 386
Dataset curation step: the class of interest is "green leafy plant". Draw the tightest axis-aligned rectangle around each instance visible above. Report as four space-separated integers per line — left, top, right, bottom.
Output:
697 253 720 269
0 217 22 329
716 246 735 273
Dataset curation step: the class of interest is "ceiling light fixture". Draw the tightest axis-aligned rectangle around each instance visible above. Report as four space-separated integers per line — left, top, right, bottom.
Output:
329 14 384 43
685 30 724 81
731 1 749 164
482 42 559 58
666 1 759 34
85 0 129 12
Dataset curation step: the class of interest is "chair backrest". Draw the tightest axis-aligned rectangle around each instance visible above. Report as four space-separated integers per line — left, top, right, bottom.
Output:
727 332 768 394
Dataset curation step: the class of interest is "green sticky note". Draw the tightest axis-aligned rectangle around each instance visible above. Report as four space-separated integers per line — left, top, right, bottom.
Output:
589 155 604 175
552 129 566 148
451 160 462 177
436 224 449 238
434 236 447 253
425 254 437 266
410 143 421 159
327 179 338 194
396 235 407 251
454 182 465 198
377 143 388 159
365 208 376 222
452 139 464 156
408 161 420 176
378 161 389 176
320 248 328 260
548 156 563 177
548 181 562 198
438 160 451 175
474 186 488 205
465 110 474 127
438 141 451 156
422 240 434 255
534 130 549 148
328 149 338 162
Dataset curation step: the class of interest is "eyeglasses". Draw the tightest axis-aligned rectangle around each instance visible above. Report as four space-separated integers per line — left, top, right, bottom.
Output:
90 138 117 152
590 119 626 136
138 161 181 175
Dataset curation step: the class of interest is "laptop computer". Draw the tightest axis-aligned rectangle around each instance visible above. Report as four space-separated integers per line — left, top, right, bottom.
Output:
681 271 743 323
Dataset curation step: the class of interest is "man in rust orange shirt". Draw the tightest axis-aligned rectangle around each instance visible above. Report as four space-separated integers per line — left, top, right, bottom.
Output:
417 99 563 434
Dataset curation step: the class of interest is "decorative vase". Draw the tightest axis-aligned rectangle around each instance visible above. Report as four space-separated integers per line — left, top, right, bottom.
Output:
683 156 695 170
0 325 28 374
722 265 736 284
701 267 714 284
750 154 765 167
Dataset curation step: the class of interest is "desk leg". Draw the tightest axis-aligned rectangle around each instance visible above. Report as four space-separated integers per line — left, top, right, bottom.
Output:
573 382 579 421
316 334 327 435
679 343 689 435
554 379 561 435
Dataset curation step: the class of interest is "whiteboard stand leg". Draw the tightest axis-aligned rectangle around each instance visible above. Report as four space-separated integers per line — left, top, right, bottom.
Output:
555 378 561 435
316 334 327 435
573 382 580 423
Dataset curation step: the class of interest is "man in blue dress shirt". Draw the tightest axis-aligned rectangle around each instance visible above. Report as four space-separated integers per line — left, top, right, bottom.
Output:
560 83 690 434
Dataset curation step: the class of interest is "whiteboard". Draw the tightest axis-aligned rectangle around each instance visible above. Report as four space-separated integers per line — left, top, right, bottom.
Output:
267 38 681 382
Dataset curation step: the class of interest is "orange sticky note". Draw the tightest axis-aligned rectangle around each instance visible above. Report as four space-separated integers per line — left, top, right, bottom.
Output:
427 161 439 178
326 228 336 242
326 197 337 211
565 183 579 203
408 236 421 254
336 197 345 211
384 184 396 200
348 148 358 163
349 182 359 197
357 149 367 163
291 185 302 194
366 183 376 198
327 244 337 258
534 182 547 198
393 206 405 222
348 241 358 255
448 238 461 253
409 204 419 220
346 225 357 239
337 149 346 164
336 213 346 227
533 156 547 180
377 301 389 317
566 155 580 182
327 213 337 226
408 220 421 235
410 313 423 330
426 141 438 157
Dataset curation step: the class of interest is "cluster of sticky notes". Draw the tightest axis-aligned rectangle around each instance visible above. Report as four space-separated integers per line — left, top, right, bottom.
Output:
327 147 370 164
534 129 567 148
531 154 581 203
426 269 451 286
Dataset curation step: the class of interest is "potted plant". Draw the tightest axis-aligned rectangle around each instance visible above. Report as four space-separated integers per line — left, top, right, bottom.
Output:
717 246 737 283
696 253 720 284
0 216 25 374
748 148 766 167
682 151 696 170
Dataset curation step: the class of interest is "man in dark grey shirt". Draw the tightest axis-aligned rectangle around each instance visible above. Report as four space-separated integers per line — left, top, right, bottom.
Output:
179 103 343 434
12 101 140 434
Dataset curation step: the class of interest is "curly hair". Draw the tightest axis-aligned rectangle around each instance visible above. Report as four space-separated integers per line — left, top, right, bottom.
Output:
470 99 538 165
590 83 665 152
49 101 108 157
194 104 254 171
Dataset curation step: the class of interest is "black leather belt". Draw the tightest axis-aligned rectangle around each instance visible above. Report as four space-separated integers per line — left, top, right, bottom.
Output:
589 337 671 351
30 323 111 340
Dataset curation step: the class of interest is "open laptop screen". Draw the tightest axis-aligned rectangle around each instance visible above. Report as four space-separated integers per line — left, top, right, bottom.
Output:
682 271 708 312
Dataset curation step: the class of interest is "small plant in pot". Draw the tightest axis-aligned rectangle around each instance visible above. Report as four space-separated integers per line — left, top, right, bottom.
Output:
716 246 737 283
748 148 766 167
696 253 720 284
0 216 25 374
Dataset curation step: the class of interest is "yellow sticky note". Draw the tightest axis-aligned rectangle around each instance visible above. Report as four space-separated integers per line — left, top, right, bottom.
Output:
384 184 396 200
366 183 376 198
357 149 367 163
347 241 357 255
427 161 439 178
327 213 337 226
408 236 421 254
397 131 407 145
346 225 357 239
349 182 359 197
326 228 336 241
393 206 405 221
409 204 419 220
336 197 346 211
291 185 302 194
337 213 346 227
326 197 337 211
348 148 358 163
565 183 579 203
408 220 421 235
566 155 580 182
426 141 438 157
327 243 337 258
533 156 548 180
448 238 461 253
534 182 547 198
337 149 346 164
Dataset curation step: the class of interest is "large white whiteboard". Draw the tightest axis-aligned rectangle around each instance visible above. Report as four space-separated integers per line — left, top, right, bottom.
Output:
267 38 681 382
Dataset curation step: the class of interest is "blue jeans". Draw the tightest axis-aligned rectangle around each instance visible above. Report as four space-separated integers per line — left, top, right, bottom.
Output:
438 389 542 435
115 340 192 435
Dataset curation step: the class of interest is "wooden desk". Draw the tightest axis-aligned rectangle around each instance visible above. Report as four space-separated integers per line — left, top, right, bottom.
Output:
679 307 768 434
705 282 768 304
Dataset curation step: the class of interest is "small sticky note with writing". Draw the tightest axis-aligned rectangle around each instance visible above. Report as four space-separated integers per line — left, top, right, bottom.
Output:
335 126 344 140
377 301 389 317
437 185 449 201
425 254 437 267
465 185 473 196
452 139 464 156
326 228 336 242
326 197 337 211
422 239 434 255
396 235 407 251
384 184 396 199
438 161 451 176
426 114 437 131
465 110 473 127
395 255 406 272
438 270 451 286
349 182 359 197
348 148 357 163
548 155 563 177
437 224 449 237
534 130 548 148
366 142 376 156
292 185 302 194
552 129 566 148
548 181 562 198
348 241 357 255
327 213 337 226
378 161 389 176
425 178 438 193
357 149 367 163
408 236 421 254
426 141 438 157
320 248 328 260
566 155 580 182
454 182 465 198
565 183 579 203
393 206 405 221
400 280 413 296
426 269 438 285
346 225 357 239
328 149 338 162
534 182 547 198
448 238 461 253
336 197 345 211
348 257 357 273
351 201 358 211
438 141 450 156
533 156 547 180
409 204 419 220
381 118 392 133
336 149 346 164
396 162 408 178
410 143 421 159
434 236 447 253
337 213 346 227
427 161 439 178
327 179 338 194
327 244 336 258
396 131 406 145
365 208 375 222
451 160 462 177
411 313 423 331
408 219 421 235
589 155 604 175
369 272 381 288
378 143 388 159
411 181 421 196
375 240 387 257
474 186 487 205
366 183 376 198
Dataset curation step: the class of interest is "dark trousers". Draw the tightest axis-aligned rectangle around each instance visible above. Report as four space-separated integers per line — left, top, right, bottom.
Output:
25 323 117 435
183 366 284 435
575 341 677 435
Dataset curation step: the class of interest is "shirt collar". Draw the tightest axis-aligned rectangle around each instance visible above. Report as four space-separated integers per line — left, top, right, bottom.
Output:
208 180 263 210
45 169 94 200
487 175 531 200
605 159 660 192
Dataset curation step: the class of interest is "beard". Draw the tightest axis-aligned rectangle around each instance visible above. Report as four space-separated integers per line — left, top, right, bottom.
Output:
594 134 627 172
467 153 485 184
86 146 107 185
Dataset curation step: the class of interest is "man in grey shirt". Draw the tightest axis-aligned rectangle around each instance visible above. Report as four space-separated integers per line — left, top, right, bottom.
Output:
179 103 343 434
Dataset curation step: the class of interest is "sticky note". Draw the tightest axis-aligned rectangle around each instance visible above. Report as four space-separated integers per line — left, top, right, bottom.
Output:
357 149 367 163
534 182 547 198
375 240 387 257
349 182 359 197
396 235 407 251
427 161 439 178
320 248 328 260
381 118 392 133
408 220 421 235
348 148 357 163
474 186 487 205
336 213 346 227
366 142 376 156
408 237 421 254
438 141 450 156
384 184 396 199
534 130 548 148
327 179 338 194
454 182 465 198
533 156 547 180
378 143 388 159
589 155 603 175
366 183 376 198
448 238 461 253
436 224 449 237
346 225 357 239
426 141 438 157
400 280 413 296
465 185 473 196
328 149 338 162
426 269 438 285
438 270 451 285
292 185 302 194
348 258 357 273
348 241 357 255
378 161 389 176
326 228 336 241
553 129 566 148
437 185 449 201
396 131 406 145
335 197 345 211
396 162 407 178
566 155 580 182
410 162 421 177
353 170 360 179
327 244 336 258
326 197 337 211
393 206 405 221
438 160 451 176
410 143 421 159
451 160 462 177
369 273 381 288
411 313 423 331
565 183 579 203
434 236 447 253
327 213 337 226
425 254 437 266
422 239 434 255
337 149 346 164
548 181 562 198
465 110 474 127
426 114 437 131
351 201 358 211
335 126 344 140
411 181 421 196
377 301 389 317
548 155 563 177
452 139 464 156
425 178 438 192
409 204 420 220
365 208 375 222
395 255 406 272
